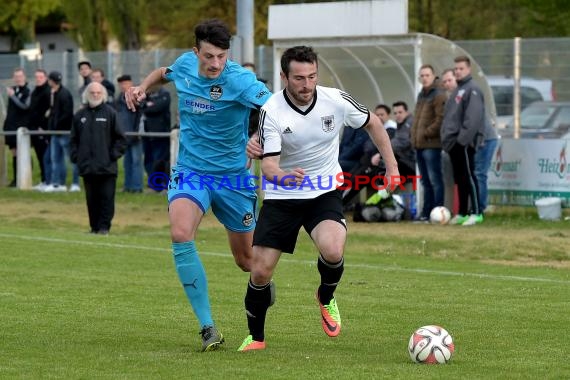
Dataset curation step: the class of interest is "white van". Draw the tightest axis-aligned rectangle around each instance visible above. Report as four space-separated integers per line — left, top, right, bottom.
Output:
487 75 555 128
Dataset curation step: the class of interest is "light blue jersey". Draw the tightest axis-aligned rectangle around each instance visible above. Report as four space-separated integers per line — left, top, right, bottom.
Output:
166 52 271 175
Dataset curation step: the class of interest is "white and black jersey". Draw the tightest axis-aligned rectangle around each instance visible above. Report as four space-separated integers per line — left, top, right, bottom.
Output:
260 85 370 200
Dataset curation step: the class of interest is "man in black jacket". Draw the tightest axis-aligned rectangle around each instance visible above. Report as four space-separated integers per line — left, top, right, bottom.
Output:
3 67 30 187
115 74 143 193
70 82 126 234
29 69 52 189
141 87 171 189
45 71 78 192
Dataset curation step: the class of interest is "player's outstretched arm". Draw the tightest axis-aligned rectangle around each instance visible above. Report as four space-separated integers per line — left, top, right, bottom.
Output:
125 67 169 112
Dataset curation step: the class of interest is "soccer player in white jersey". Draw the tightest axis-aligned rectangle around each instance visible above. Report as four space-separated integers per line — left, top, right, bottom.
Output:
125 19 272 352
238 46 399 351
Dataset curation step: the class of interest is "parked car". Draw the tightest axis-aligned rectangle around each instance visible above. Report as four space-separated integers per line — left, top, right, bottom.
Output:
500 101 570 139
487 75 555 129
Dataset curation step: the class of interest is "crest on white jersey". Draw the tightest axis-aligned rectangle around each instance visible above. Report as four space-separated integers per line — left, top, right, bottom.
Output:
321 115 335 132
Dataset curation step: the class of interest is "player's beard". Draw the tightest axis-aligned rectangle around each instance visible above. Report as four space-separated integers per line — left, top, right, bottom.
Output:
288 87 314 106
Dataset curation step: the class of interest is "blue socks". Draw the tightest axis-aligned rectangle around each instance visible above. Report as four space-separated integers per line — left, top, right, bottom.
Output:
172 241 213 328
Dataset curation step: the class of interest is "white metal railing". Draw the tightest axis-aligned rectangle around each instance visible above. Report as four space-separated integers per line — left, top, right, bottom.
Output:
1 128 178 190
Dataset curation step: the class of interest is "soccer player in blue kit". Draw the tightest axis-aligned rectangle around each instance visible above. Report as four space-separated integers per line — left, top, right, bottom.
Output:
125 19 271 352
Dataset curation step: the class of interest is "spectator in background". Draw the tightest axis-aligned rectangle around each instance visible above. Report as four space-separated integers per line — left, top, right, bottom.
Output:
3 67 30 187
78 61 93 98
242 62 256 72
370 101 415 178
341 102 414 205
338 122 370 173
44 71 79 192
374 104 397 138
441 56 485 226
116 74 143 193
410 64 447 221
141 86 171 190
71 82 126 235
242 62 269 88
441 68 457 93
359 104 397 169
29 69 52 190
474 116 499 214
90 68 116 103
440 68 458 212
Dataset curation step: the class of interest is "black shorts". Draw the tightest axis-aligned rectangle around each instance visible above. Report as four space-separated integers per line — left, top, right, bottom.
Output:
253 190 346 254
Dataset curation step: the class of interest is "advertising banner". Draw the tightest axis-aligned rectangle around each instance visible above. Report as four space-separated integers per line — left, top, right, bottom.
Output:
488 139 570 207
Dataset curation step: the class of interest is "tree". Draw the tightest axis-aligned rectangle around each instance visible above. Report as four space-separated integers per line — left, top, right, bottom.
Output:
145 0 236 48
60 0 107 51
409 0 570 40
144 0 333 48
60 0 147 51
0 0 61 51
101 0 147 50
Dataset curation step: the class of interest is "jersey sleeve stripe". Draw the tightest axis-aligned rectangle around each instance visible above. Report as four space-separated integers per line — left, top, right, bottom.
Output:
340 91 369 114
258 108 266 147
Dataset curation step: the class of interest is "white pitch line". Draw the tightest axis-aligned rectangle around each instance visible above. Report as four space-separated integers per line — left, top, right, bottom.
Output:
1 232 569 285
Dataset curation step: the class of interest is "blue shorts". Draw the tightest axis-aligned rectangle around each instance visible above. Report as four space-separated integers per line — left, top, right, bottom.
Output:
167 168 258 232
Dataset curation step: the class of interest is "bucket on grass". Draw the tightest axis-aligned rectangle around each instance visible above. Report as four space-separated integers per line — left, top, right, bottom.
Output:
534 197 562 221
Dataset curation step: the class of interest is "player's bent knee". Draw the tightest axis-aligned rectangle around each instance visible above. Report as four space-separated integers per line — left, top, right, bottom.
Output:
170 227 193 243
234 256 251 272
250 264 274 284
250 269 272 285
322 249 344 264
232 249 253 272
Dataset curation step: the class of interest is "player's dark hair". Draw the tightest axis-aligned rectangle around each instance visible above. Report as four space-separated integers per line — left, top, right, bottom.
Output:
392 101 408 111
195 19 232 50
375 104 391 114
280 46 318 78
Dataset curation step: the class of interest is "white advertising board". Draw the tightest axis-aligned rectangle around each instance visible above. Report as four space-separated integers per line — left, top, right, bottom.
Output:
488 139 570 207
268 0 407 40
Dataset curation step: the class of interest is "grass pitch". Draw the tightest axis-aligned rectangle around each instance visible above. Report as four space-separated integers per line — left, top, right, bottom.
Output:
0 189 569 379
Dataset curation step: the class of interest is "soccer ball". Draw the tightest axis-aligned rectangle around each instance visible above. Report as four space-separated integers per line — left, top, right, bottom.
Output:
429 206 451 224
408 325 455 364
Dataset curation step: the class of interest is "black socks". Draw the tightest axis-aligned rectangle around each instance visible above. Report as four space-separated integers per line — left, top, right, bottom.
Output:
317 255 344 305
244 280 272 342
